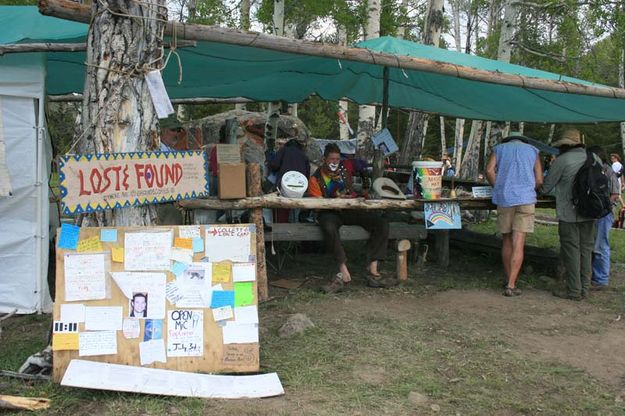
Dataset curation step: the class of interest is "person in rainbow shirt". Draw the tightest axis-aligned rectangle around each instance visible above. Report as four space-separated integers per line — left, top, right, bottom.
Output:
308 143 396 293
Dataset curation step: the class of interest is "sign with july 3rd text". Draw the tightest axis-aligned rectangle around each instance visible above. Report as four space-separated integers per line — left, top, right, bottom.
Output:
59 151 209 215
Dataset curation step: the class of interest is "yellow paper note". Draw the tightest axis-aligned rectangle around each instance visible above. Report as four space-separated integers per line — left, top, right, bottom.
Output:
174 237 193 250
77 236 103 253
52 333 79 351
111 247 124 263
212 262 232 283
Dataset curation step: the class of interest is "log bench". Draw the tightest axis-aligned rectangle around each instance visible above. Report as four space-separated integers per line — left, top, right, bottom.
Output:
265 222 427 242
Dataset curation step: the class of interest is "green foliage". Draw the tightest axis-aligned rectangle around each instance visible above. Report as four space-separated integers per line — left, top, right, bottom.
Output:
189 0 236 26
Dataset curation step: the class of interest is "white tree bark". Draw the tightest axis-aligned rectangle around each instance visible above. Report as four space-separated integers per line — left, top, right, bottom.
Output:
357 0 380 155
453 118 465 175
235 0 251 111
497 0 519 64
548 123 556 144
440 116 446 157
620 48 625 156
452 0 462 53
338 24 350 140
397 0 410 39
78 0 165 227
399 0 444 164
273 0 285 36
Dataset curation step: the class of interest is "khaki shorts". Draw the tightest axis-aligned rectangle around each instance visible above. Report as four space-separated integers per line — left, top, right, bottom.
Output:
497 204 535 234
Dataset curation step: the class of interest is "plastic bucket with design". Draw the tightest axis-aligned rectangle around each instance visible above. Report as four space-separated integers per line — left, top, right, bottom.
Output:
412 161 443 199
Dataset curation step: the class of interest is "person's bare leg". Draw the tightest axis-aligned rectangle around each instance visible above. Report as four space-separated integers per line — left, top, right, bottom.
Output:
367 260 380 277
339 263 351 282
507 231 527 289
501 233 512 283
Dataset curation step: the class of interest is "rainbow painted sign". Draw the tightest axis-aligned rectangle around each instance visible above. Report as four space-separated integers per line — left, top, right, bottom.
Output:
424 202 462 230
59 151 209 215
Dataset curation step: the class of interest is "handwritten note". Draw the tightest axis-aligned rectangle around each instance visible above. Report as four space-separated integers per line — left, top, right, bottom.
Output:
79 331 117 356
166 281 184 305
64 253 108 301
171 247 193 264
192 237 204 253
124 231 172 271
212 262 231 283
77 236 103 253
52 333 79 351
84 306 123 331
58 223 80 250
176 264 212 308
111 247 124 263
232 262 256 282
211 290 235 308
222 322 258 344
60 303 85 322
174 237 193 250
145 70 174 119
179 226 200 239
167 310 203 357
205 226 252 262
234 305 259 324
100 228 118 242
234 282 255 307
213 306 234 322
140 339 167 365
222 344 259 368
122 318 140 339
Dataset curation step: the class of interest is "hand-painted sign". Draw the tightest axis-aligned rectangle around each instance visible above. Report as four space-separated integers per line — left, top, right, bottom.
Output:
59 151 209 215
424 201 462 230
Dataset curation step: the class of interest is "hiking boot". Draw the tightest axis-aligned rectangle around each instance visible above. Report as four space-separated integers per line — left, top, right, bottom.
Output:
503 286 522 297
367 275 399 288
552 290 582 301
322 273 347 294
590 282 608 291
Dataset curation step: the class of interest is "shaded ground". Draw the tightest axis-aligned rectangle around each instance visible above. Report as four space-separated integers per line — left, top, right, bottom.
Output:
3 243 625 415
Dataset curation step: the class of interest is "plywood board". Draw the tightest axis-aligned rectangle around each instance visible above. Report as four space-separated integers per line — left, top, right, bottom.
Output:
53 224 258 383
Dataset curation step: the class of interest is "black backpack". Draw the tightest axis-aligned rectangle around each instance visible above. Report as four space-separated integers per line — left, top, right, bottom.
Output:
572 150 612 219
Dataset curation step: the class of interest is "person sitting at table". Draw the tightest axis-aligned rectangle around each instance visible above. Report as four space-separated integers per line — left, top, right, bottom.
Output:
307 143 397 294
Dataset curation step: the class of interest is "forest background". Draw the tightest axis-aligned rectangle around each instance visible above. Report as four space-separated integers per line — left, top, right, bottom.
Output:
4 0 625 177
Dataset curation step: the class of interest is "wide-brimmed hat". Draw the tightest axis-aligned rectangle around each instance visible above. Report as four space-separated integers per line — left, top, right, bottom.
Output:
371 178 406 200
551 129 582 147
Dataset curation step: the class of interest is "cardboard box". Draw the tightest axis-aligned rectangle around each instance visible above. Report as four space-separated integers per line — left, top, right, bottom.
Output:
218 163 246 199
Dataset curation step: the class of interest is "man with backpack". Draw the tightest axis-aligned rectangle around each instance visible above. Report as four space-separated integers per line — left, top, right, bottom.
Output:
542 129 606 300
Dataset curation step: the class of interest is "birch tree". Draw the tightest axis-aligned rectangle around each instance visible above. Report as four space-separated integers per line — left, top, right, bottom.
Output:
78 0 166 227
356 0 380 155
337 24 351 140
235 0 251 111
399 0 444 164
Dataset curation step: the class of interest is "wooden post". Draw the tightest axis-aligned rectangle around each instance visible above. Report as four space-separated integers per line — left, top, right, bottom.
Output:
372 149 384 180
431 230 449 268
396 239 411 280
246 163 268 301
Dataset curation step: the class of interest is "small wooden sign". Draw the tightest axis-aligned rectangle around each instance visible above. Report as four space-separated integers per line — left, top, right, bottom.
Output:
59 151 209 215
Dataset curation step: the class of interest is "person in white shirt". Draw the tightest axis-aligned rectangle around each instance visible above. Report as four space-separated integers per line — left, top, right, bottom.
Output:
610 153 623 190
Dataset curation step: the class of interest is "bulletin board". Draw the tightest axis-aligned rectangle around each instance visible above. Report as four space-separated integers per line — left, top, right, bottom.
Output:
53 224 259 383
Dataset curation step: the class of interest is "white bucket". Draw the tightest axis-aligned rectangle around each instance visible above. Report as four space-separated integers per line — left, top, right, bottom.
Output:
280 171 308 198
412 161 443 199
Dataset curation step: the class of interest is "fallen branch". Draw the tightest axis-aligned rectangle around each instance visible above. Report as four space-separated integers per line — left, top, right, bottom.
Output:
0 395 50 411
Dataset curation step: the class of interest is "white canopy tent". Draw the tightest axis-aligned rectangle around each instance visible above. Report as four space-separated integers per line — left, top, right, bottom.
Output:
0 52 53 313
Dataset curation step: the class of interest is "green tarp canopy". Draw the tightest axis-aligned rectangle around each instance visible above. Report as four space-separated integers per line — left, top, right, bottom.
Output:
2 6 625 123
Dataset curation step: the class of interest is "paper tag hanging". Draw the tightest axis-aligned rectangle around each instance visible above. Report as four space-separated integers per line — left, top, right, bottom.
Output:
145 70 174 119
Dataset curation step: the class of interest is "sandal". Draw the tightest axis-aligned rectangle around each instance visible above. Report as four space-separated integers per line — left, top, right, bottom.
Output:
367 274 399 289
503 286 522 297
323 273 348 294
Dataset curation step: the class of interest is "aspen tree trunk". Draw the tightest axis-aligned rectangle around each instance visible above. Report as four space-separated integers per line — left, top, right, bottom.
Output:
235 0 251 111
451 0 464 174
273 0 285 36
399 0 444 164
397 0 410 39
78 0 165 227
440 116 446 157
548 124 556 144
338 24 350 140
618 48 625 155
357 0 380 156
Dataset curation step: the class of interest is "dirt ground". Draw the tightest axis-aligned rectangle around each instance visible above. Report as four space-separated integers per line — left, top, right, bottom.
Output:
4 244 625 415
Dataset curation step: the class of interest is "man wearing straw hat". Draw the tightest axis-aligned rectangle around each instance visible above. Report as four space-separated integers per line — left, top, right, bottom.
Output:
542 128 597 300
486 133 543 297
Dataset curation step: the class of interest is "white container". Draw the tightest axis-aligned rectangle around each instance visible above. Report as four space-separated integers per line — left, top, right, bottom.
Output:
412 161 444 199
279 171 308 198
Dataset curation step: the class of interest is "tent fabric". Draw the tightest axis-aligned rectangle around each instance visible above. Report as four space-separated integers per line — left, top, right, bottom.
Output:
0 84 53 313
2 6 625 123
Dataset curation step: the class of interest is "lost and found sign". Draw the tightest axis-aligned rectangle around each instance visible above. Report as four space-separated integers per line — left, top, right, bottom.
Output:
59 151 209 215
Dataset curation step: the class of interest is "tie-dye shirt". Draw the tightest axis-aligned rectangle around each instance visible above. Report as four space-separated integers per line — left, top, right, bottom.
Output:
308 167 351 198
